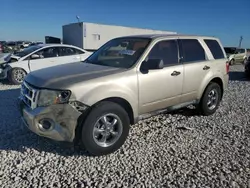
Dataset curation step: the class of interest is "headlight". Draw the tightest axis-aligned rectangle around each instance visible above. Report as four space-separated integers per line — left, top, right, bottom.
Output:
37 89 71 107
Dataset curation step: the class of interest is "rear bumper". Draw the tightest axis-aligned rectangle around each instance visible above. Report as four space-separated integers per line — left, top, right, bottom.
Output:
18 98 82 142
223 74 229 90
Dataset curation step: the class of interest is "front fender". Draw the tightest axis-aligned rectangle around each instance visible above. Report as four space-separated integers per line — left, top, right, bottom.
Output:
7 60 30 73
79 83 138 118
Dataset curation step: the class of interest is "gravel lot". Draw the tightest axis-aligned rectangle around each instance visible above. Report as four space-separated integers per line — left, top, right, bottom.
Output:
0 64 249 188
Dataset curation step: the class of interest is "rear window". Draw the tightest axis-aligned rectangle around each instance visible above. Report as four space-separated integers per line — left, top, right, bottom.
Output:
224 47 236 54
204 39 225 59
180 39 206 63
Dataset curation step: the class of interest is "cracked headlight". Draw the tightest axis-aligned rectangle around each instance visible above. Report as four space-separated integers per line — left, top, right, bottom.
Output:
37 89 71 107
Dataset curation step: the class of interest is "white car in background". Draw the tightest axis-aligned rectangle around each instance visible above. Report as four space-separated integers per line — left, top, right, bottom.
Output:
0 44 92 84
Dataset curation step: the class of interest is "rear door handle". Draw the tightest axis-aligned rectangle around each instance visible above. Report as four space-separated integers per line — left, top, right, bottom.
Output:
203 65 210 70
171 71 181 76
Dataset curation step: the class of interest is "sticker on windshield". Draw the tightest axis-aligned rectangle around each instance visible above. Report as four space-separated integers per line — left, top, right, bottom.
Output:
119 50 136 55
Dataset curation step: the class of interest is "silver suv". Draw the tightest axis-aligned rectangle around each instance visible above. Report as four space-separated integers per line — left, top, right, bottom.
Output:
18 34 229 156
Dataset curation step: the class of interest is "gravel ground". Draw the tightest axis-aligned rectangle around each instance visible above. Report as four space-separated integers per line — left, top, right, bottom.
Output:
0 64 249 188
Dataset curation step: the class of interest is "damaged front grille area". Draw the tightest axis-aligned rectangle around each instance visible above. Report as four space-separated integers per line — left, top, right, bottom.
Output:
20 81 39 109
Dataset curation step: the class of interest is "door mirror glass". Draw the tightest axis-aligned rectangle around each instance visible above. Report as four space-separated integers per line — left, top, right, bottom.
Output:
30 54 40 59
140 58 164 73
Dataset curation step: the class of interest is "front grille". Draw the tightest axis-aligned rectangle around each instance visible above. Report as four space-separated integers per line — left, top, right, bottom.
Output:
20 81 39 109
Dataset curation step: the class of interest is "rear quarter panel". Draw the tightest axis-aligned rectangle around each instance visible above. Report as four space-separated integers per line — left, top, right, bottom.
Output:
197 37 228 99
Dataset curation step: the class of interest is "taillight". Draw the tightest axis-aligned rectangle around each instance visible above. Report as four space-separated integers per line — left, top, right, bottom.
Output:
226 61 229 74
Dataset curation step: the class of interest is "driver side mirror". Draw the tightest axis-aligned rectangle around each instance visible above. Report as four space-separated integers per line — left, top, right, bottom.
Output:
30 54 40 59
140 58 164 73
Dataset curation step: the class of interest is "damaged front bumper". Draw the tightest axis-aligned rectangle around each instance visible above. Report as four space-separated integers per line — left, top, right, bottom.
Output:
0 66 10 80
18 98 83 142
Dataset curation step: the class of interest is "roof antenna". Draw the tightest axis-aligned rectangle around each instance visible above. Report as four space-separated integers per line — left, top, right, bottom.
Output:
76 15 81 27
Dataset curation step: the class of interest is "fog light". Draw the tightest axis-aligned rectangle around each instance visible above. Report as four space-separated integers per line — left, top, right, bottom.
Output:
38 119 54 131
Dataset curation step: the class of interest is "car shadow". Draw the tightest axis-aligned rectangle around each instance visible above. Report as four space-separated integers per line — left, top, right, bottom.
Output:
168 107 198 117
0 79 10 85
0 88 89 156
229 71 249 81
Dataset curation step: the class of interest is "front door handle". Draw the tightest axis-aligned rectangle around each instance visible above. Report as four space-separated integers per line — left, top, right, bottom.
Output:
203 65 210 70
171 71 181 76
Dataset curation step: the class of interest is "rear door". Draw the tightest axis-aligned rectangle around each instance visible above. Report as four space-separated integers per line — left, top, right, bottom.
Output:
179 39 213 103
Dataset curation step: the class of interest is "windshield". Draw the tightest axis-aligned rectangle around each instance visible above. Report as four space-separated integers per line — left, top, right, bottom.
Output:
224 47 236 54
14 45 42 57
86 37 151 68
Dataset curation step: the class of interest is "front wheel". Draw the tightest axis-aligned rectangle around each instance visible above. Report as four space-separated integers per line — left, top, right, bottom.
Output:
8 68 27 85
198 82 222 116
80 101 130 156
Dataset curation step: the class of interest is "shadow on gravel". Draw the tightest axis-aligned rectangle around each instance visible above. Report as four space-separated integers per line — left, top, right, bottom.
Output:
229 71 249 81
168 107 198 117
0 79 11 85
0 88 90 157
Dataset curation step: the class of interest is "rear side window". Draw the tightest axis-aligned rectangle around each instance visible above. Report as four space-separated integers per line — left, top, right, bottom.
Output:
204 39 225 59
58 47 76 56
180 39 206 63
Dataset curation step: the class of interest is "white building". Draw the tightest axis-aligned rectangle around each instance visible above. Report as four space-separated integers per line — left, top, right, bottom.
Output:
62 22 177 51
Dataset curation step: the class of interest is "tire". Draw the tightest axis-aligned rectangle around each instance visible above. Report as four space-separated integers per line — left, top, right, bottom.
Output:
198 82 222 116
229 59 235 65
7 68 27 85
79 101 130 156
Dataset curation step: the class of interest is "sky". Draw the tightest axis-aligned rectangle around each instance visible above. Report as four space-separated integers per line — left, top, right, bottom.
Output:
1 0 250 48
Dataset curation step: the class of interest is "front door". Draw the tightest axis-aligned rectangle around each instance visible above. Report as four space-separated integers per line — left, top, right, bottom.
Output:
28 47 62 71
138 39 183 114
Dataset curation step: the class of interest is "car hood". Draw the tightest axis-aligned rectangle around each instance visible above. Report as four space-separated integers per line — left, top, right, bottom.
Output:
25 62 126 89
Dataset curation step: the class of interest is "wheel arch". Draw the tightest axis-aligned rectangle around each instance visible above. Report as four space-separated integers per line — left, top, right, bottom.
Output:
7 67 28 85
198 76 224 101
74 97 135 145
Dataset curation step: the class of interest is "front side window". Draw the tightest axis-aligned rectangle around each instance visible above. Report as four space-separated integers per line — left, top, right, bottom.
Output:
86 37 151 68
204 39 225 59
35 47 59 58
180 39 206 63
147 40 179 66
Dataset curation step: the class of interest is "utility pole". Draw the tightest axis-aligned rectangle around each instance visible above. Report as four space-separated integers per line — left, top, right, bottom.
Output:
239 36 243 48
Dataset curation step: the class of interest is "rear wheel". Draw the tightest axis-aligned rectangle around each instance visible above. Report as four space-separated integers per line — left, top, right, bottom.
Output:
8 68 27 85
198 82 222 116
79 101 130 156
